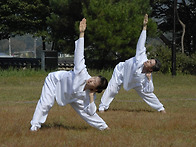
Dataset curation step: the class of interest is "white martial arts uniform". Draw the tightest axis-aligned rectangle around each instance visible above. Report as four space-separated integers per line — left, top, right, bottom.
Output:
30 38 108 130
99 30 165 112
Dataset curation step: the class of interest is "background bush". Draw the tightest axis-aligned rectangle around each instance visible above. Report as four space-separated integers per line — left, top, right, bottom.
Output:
148 44 196 75
176 53 196 74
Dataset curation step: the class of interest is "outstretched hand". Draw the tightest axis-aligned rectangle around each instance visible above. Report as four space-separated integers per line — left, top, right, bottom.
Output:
145 72 151 81
143 14 148 30
79 18 86 33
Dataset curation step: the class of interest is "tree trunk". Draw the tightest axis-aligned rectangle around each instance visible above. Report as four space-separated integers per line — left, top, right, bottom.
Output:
51 41 55 51
176 8 185 53
42 36 46 50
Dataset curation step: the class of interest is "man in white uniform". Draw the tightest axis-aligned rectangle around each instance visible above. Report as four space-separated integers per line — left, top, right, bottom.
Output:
30 18 110 131
99 14 166 114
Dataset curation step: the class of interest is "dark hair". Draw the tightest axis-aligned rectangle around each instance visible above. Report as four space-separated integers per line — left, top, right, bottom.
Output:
152 58 161 72
96 76 108 93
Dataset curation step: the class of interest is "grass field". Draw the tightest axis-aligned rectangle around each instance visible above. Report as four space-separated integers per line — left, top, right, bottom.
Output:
0 69 196 147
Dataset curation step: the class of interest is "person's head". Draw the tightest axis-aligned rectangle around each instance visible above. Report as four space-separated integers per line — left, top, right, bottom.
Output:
85 76 108 93
143 58 161 73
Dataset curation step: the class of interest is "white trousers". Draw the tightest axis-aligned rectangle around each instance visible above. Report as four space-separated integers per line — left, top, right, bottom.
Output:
31 74 108 130
99 69 165 112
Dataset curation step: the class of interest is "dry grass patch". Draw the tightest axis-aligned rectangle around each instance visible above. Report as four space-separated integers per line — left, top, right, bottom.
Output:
0 70 196 146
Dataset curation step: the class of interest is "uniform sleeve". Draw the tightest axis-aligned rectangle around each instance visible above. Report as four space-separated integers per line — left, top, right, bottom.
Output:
74 38 86 75
83 102 97 116
83 94 97 116
135 30 147 60
73 38 90 92
143 75 154 93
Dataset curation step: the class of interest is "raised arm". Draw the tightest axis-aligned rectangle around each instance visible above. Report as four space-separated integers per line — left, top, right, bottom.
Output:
74 18 87 74
135 14 148 58
79 18 86 38
143 14 148 30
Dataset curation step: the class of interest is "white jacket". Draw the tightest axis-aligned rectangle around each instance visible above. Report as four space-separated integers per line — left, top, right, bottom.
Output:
51 38 96 116
123 30 154 92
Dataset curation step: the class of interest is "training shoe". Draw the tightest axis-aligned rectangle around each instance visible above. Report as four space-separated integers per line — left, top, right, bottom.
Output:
99 106 109 113
30 125 39 132
99 110 105 113
99 107 107 113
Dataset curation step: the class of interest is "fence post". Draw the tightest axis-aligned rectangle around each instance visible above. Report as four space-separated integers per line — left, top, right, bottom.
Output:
41 50 58 71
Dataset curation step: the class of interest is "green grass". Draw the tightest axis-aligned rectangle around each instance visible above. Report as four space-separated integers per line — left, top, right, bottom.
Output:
0 69 196 146
0 69 48 102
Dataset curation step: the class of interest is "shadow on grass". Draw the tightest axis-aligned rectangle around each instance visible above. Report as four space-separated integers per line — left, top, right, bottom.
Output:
41 122 88 130
108 108 154 113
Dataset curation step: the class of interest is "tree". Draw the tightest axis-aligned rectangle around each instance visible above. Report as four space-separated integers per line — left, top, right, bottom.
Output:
0 0 51 50
150 0 196 55
46 0 83 52
176 10 185 54
82 0 157 61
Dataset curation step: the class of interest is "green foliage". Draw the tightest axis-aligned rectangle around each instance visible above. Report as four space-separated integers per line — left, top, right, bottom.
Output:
1 0 158 61
176 53 196 75
2 0 195 75
0 0 50 39
82 0 156 61
148 43 196 75
151 0 196 55
46 0 82 52
148 45 172 74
